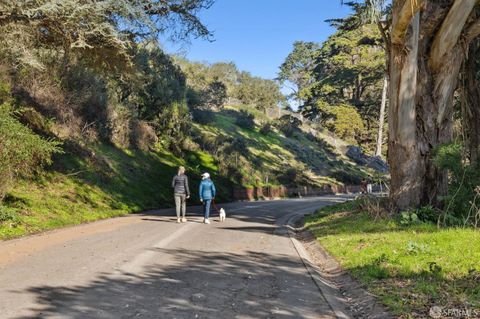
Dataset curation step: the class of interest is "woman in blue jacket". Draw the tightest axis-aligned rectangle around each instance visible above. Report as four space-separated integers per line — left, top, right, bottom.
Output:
199 172 216 224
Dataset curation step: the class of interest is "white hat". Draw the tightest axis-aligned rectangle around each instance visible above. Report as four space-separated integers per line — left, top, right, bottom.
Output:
201 172 210 179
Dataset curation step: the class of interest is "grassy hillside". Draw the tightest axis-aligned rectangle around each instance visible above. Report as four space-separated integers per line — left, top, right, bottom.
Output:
0 142 232 239
0 104 370 240
191 106 368 187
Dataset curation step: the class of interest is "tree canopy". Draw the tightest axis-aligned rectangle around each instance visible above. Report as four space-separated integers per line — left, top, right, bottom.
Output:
0 0 214 69
278 41 320 106
279 7 386 149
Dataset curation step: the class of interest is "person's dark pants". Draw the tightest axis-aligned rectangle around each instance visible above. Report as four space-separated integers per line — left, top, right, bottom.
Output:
203 199 212 219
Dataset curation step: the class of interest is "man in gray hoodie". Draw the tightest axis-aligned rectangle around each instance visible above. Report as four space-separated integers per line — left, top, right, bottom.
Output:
172 166 190 223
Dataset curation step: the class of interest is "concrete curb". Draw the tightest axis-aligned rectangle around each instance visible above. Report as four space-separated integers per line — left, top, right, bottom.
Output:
283 214 353 319
284 213 393 319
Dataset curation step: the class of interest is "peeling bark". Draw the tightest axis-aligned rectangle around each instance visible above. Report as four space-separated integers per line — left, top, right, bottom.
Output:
388 1 476 210
375 75 388 158
430 0 477 71
391 0 424 45
388 13 421 210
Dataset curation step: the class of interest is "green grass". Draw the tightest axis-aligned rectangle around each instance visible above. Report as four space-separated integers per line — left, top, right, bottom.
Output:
305 201 480 317
224 104 269 122
0 143 230 240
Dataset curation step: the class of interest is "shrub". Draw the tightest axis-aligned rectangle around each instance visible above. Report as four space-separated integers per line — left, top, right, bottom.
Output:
0 103 62 199
400 211 421 226
326 105 364 143
191 109 216 125
203 80 227 109
230 137 248 154
433 143 480 226
0 205 19 225
259 123 273 135
330 168 363 184
277 168 301 186
275 114 302 137
130 120 158 151
156 102 191 154
235 110 255 130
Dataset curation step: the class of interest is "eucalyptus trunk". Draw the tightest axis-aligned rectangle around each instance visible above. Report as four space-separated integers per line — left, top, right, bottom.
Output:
388 13 422 209
388 0 477 210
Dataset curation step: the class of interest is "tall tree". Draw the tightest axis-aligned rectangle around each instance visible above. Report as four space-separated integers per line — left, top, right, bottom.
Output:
278 41 320 107
235 72 285 112
299 21 385 149
380 0 480 210
336 1 391 157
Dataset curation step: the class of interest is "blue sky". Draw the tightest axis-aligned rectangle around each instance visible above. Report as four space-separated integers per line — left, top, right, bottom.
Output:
162 1 352 80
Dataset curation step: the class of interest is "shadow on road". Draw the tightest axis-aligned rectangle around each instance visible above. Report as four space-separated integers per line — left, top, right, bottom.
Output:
15 249 329 319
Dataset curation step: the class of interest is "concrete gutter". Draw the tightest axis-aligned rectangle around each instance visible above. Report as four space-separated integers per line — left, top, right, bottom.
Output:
283 214 353 319
282 211 393 319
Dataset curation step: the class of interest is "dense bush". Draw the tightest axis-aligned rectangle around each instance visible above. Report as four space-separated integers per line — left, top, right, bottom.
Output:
191 109 216 125
259 123 273 135
275 114 302 137
0 103 62 199
203 81 227 108
130 120 158 151
326 105 364 143
156 102 191 154
433 143 480 226
330 168 363 185
229 137 248 154
130 44 187 122
235 110 255 129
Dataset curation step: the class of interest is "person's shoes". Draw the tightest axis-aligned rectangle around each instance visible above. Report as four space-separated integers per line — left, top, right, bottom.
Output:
204 218 210 224
182 218 187 223
176 218 181 223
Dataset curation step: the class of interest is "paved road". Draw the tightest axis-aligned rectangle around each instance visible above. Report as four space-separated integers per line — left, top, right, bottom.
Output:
0 196 349 319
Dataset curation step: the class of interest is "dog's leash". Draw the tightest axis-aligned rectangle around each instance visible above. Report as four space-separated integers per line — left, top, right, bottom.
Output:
211 199 221 214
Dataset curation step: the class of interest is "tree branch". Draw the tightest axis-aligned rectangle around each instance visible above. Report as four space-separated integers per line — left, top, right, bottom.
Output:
391 0 424 45
376 19 391 51
429 0 477 71
466 18 480 43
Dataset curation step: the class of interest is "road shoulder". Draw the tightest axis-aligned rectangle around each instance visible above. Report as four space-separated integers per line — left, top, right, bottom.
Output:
286 214 392 319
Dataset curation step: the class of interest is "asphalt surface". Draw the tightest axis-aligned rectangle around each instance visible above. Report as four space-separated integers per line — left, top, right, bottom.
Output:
0 196 350 319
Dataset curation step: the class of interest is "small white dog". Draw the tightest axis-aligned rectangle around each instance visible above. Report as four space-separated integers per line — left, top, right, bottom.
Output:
219 208 226 222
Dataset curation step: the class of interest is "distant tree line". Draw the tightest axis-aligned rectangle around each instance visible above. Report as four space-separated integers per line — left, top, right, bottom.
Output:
176 59 285 113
